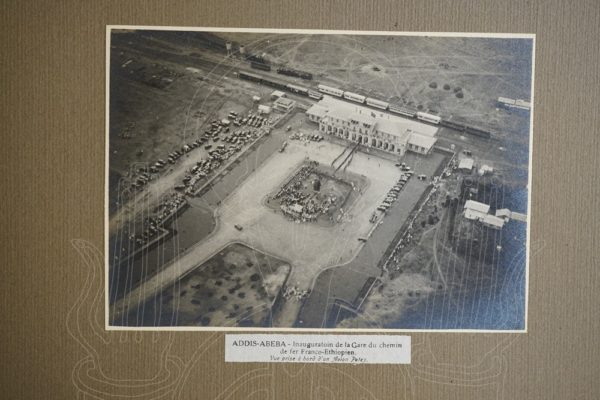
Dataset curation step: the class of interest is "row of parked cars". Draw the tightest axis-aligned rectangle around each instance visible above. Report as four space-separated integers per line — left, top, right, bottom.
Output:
222 130 256 145
289 132 324 142
377 168 413 213
131 136 212 189
130 110 267 190
175 122 267 195
229 111 268 129
245 113 267 128
130 193 186 246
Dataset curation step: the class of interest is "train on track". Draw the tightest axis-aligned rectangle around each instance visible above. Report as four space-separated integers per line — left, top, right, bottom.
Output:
250 61 271 72
237 71 491 138
438 120 491 139
247 56 312 79
316 84 442 124
277 66 313 80
238 70 323 99
245 54 268 64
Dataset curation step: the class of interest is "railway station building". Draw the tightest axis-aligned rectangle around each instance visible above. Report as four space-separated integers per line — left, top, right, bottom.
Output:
306 96 438 156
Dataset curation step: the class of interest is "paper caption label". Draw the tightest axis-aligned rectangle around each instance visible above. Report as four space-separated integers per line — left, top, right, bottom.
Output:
225 334 410 364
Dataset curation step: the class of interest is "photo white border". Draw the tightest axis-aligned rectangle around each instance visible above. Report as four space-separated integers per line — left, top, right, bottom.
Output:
105 25 535 333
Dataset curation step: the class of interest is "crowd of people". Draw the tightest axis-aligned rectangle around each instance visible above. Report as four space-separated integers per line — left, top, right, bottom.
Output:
129 192 186 246
272 162 338 223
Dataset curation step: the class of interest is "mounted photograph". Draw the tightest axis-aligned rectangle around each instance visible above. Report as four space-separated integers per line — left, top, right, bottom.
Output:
106 27 534 331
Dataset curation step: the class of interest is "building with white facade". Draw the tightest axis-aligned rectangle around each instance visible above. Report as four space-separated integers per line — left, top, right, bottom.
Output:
481 214 506 230
497 96 531 111
306 96 438 156
464 200 490 221
458 158 474 172
464 200 506 230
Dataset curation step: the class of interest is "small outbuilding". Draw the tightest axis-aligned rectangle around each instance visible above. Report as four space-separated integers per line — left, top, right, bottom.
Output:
495 208 512 221
481 214 505 230
271 90 286 100
407 133 438 155
478 164 494 176
258 105 271 114
464 200 490 221
458 158 474 172
273 97 296 112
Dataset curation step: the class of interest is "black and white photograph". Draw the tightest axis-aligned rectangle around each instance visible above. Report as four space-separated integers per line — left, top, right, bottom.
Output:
107 27 534 331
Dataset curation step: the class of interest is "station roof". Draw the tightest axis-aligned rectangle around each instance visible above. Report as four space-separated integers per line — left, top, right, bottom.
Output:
376 118 407 137
306 104 329 119
271 90 285 98
309 96 438 140
349 111 377 126
408 133 438 150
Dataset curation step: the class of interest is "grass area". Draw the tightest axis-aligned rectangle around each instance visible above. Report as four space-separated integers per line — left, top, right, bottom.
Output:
122 243 290 327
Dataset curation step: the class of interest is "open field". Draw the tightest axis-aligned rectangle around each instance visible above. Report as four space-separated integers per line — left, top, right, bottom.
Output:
214 33 532 132
117 243 290 327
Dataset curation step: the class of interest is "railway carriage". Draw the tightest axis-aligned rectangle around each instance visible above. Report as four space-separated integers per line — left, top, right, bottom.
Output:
277 67 313 80
308 90 323 100
389 105 416 118
366 97 389 110
416 111 441 124
343 91 366 104
286 83 309 96
317 84 344 97
250 62 271 72
238 71 263 83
